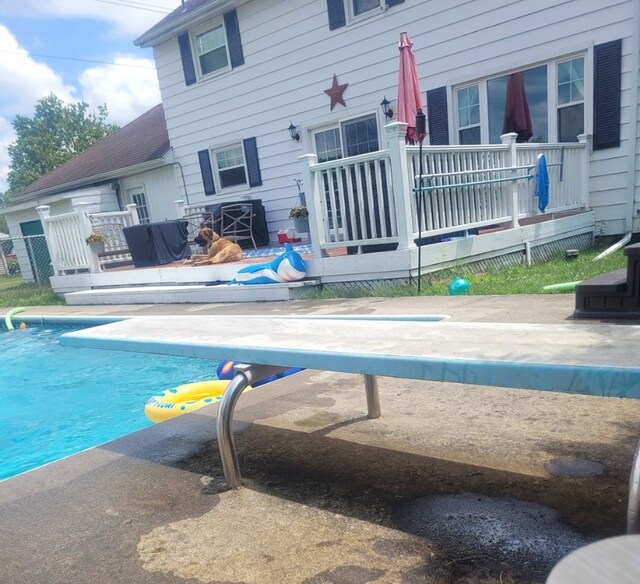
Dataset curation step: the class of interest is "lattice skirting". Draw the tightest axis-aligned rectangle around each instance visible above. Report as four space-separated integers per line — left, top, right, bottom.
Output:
319 232 595 294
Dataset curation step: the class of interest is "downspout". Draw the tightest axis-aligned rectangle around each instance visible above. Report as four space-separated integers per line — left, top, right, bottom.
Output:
173 160 190 206
596 6 639 260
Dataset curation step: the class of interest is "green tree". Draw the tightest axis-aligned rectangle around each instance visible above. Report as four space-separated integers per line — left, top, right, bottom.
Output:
6 94 119 197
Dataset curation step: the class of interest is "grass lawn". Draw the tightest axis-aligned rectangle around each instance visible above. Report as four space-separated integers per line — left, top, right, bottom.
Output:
0 276 64 308
308 237 628 299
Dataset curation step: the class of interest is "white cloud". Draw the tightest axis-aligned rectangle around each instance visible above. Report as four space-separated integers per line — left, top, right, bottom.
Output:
0 25 76 117
0 0 180 38
0 117 15 192
78 55 161 125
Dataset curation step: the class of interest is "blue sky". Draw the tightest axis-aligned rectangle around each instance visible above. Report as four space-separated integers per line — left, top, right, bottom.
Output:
0 0 181 191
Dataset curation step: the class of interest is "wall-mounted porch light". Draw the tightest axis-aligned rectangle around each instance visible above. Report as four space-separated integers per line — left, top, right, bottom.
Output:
380 97 393 119
288 123 301 142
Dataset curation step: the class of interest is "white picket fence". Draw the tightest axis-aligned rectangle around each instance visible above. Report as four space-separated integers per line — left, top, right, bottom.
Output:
301 124 589 256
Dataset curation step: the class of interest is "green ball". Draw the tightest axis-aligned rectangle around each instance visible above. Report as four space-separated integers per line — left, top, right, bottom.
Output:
448 278 470 295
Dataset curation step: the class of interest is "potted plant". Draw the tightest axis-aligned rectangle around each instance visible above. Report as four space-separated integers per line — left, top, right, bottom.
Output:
85 232 106 253
289 205 309 234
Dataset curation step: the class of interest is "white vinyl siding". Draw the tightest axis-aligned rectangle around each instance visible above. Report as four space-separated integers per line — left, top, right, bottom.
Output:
153 0 636 238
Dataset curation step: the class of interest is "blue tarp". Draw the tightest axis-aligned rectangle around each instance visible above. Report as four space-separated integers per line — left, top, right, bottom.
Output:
535 153 549 213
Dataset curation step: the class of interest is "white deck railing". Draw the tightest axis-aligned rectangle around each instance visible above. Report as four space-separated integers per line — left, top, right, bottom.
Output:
301 124 588 256
36 203 139 274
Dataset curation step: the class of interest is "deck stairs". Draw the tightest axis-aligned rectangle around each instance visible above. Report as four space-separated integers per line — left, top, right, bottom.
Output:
574 242 640 319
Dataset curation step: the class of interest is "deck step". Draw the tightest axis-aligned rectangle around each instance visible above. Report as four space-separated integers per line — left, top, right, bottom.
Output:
574 242 640 319
65 280 320 305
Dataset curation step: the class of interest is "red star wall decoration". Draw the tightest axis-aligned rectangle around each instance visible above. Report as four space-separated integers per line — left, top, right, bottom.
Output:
324 74 348 110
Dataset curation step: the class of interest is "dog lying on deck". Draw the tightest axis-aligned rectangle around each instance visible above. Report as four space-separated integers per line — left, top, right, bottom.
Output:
184 227 243 265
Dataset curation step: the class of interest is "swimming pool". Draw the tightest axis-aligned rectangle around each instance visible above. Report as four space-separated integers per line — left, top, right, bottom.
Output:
0 322 217 481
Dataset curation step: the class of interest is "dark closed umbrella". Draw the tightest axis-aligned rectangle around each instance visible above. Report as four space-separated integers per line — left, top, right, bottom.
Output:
502 72 533 143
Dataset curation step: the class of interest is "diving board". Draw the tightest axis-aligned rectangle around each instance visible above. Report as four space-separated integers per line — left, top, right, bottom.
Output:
61 316 640 532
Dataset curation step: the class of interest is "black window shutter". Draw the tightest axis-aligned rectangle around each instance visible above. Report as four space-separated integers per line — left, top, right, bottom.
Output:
224 9 244 68
243 137 262 187
386 0 405 7
327 0 346 30
198 149 216 196
593 39 622 150
426 86 449 145
178 32 197 86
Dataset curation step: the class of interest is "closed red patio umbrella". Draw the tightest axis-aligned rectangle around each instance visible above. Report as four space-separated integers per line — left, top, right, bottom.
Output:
502 71 533 143
397 32 425 144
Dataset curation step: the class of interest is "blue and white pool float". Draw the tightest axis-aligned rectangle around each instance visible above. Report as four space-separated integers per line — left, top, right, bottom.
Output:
230 243 306 285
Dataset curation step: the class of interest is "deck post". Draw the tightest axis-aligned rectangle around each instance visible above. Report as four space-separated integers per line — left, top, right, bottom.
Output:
125 203 140 226
174 199 185 219
75 202 101 273
299 153 326 258
385 122 416 251
500 133 519 228
577 134 591 214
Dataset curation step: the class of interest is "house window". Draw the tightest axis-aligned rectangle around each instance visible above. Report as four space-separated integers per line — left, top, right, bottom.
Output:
193 21 229 77
453 54 586 144
456 85 480 144
557 57 584 142
352 0 381 17
487 65 548 143
314 114 379 162
213 144 247 189
127 187 150 223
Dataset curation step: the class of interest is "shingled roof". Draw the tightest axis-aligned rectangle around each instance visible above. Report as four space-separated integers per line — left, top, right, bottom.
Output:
135 0 225 47
12 104 170 202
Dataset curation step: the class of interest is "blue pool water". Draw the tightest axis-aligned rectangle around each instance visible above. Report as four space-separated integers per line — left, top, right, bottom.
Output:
0 324 218 480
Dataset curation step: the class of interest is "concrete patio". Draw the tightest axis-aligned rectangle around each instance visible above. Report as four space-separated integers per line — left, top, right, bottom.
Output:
1 295 639 583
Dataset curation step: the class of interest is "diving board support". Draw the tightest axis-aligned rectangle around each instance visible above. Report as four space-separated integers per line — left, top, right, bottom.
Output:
218 363 289 488
628 438 640 533
365 375 381 418
218 365 383 489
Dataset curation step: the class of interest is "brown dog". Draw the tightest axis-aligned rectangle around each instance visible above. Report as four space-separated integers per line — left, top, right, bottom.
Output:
185 227 243 265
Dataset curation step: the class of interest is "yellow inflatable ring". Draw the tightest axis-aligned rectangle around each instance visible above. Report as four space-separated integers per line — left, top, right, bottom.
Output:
144 379 252 423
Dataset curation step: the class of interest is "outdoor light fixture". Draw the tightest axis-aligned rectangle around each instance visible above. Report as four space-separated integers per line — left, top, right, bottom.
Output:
380 97 393 119
288 123 301 142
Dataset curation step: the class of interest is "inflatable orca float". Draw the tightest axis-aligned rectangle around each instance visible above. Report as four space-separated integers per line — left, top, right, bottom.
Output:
230 243 306 285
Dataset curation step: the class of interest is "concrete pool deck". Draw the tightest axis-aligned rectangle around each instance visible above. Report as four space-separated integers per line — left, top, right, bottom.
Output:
2 295 640 583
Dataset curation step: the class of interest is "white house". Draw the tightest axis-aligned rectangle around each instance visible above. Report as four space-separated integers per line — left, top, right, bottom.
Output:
135 0 638 239
3 0 639 300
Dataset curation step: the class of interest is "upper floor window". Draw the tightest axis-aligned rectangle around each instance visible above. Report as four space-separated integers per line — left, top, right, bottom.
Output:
194 21 230 78
327 0 404 30
352 0 382 17
213 144 247 190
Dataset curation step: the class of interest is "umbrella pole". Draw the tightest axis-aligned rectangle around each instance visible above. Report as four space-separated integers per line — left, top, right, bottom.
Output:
415 110 426 296
417 141 423 295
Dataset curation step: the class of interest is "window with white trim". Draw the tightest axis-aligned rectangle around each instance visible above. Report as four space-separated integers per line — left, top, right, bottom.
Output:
313 113 379 162
456 85 480 144
351 0 382 17
453 54 586 144
557 57 585 142
126 187 150 224
213 144 247 190
193 20 230 78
